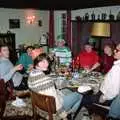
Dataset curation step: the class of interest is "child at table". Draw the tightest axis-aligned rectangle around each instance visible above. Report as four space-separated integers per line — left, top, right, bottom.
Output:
28 51 83 119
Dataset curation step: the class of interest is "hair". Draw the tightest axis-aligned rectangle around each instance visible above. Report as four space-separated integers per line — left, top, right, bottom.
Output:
104 44 113 49
0 44 8 52
26 46 34 51
84 42 93 47
33 53 51 74
104 44 114 54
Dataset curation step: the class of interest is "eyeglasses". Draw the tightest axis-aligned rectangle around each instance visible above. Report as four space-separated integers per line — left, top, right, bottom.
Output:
114 49 120 53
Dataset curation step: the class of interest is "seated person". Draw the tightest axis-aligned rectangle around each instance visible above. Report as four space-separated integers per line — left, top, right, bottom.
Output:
100 44 114 74
80 43 120 110
52 39 72 66
17 46 34 73
0 44 28 91
28 52 83 119
74 42 100 72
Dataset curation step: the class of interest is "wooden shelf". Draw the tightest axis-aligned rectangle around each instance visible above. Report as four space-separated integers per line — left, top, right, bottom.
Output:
71 20 120 22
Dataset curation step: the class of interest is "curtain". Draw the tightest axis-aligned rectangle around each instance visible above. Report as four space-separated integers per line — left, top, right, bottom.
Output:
66 10 72 49
49 10 54 48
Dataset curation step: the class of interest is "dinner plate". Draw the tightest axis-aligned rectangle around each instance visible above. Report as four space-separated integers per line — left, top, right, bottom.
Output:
11 97 26 107
78 85 92 93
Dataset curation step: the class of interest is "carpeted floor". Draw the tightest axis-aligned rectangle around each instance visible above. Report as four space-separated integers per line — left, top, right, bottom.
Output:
2 98 105 120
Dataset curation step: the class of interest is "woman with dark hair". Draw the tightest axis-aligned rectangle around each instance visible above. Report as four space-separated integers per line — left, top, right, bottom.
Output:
28 52 82 119
100 44 114 74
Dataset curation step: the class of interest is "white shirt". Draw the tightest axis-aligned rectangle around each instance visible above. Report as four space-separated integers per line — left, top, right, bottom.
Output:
100 59 120 100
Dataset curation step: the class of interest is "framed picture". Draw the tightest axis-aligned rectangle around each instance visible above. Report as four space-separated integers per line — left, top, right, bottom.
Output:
9 19 20 29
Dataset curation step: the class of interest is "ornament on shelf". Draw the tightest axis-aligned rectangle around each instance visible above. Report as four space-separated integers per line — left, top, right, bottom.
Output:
116 11 120 20
75 16 82 21
97 15 100 20
91 11 95 20
101 13 107 20
82 16 85 21
109 10 114 20
84 13 89 21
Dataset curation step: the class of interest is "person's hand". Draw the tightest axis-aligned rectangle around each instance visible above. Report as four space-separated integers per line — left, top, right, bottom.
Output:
83 66 91 73
99 95 106 103
28 64 33 72
14 64 23 71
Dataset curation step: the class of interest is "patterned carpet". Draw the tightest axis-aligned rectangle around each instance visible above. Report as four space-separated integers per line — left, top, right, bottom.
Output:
2 97 104 120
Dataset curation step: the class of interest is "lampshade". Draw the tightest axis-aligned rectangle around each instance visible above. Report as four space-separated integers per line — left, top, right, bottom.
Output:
91 22 110 37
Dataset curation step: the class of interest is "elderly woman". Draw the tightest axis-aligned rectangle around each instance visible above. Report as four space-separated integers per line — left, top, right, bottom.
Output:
28 51 82 119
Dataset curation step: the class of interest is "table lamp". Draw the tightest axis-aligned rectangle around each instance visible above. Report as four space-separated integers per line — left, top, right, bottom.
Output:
91 22 110 55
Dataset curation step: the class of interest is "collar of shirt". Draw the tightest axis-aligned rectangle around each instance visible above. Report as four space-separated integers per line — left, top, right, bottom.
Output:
0 57 9 62
114 59 120 65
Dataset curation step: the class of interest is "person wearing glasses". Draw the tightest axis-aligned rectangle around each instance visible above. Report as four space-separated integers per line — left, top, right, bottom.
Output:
79 43 120 115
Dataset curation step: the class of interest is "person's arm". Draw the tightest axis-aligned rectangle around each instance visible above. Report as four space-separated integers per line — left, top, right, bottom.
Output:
17 54 26 68
0 68 15 83
100 65 120 101
0 62 23 82
0 61 15 82
89 52 100 72
89 62 100 72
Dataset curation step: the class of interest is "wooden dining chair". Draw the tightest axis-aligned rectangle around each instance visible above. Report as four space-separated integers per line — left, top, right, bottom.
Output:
30 90 56 120
0 79 7 119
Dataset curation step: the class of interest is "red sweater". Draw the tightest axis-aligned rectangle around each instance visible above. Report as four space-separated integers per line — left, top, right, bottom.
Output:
75 51 99 69
101 54 114 73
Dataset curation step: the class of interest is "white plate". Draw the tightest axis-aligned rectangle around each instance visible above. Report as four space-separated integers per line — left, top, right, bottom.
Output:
78 85 92 93
11 97 26 107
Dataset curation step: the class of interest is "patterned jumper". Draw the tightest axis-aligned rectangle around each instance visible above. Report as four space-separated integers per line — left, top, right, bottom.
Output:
28 69 63 111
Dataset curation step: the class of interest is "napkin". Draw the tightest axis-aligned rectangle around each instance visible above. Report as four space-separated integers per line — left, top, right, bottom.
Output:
78 85 92 93
11 97 26 107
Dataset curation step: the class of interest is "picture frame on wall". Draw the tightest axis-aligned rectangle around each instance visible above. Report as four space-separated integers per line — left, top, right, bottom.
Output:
9 19 20 29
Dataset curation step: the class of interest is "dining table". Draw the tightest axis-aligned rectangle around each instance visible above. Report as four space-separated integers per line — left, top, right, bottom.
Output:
54 70 104 94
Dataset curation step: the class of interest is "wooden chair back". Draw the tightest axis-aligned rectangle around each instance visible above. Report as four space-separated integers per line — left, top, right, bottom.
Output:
0 79 6 119
30 90 56 120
